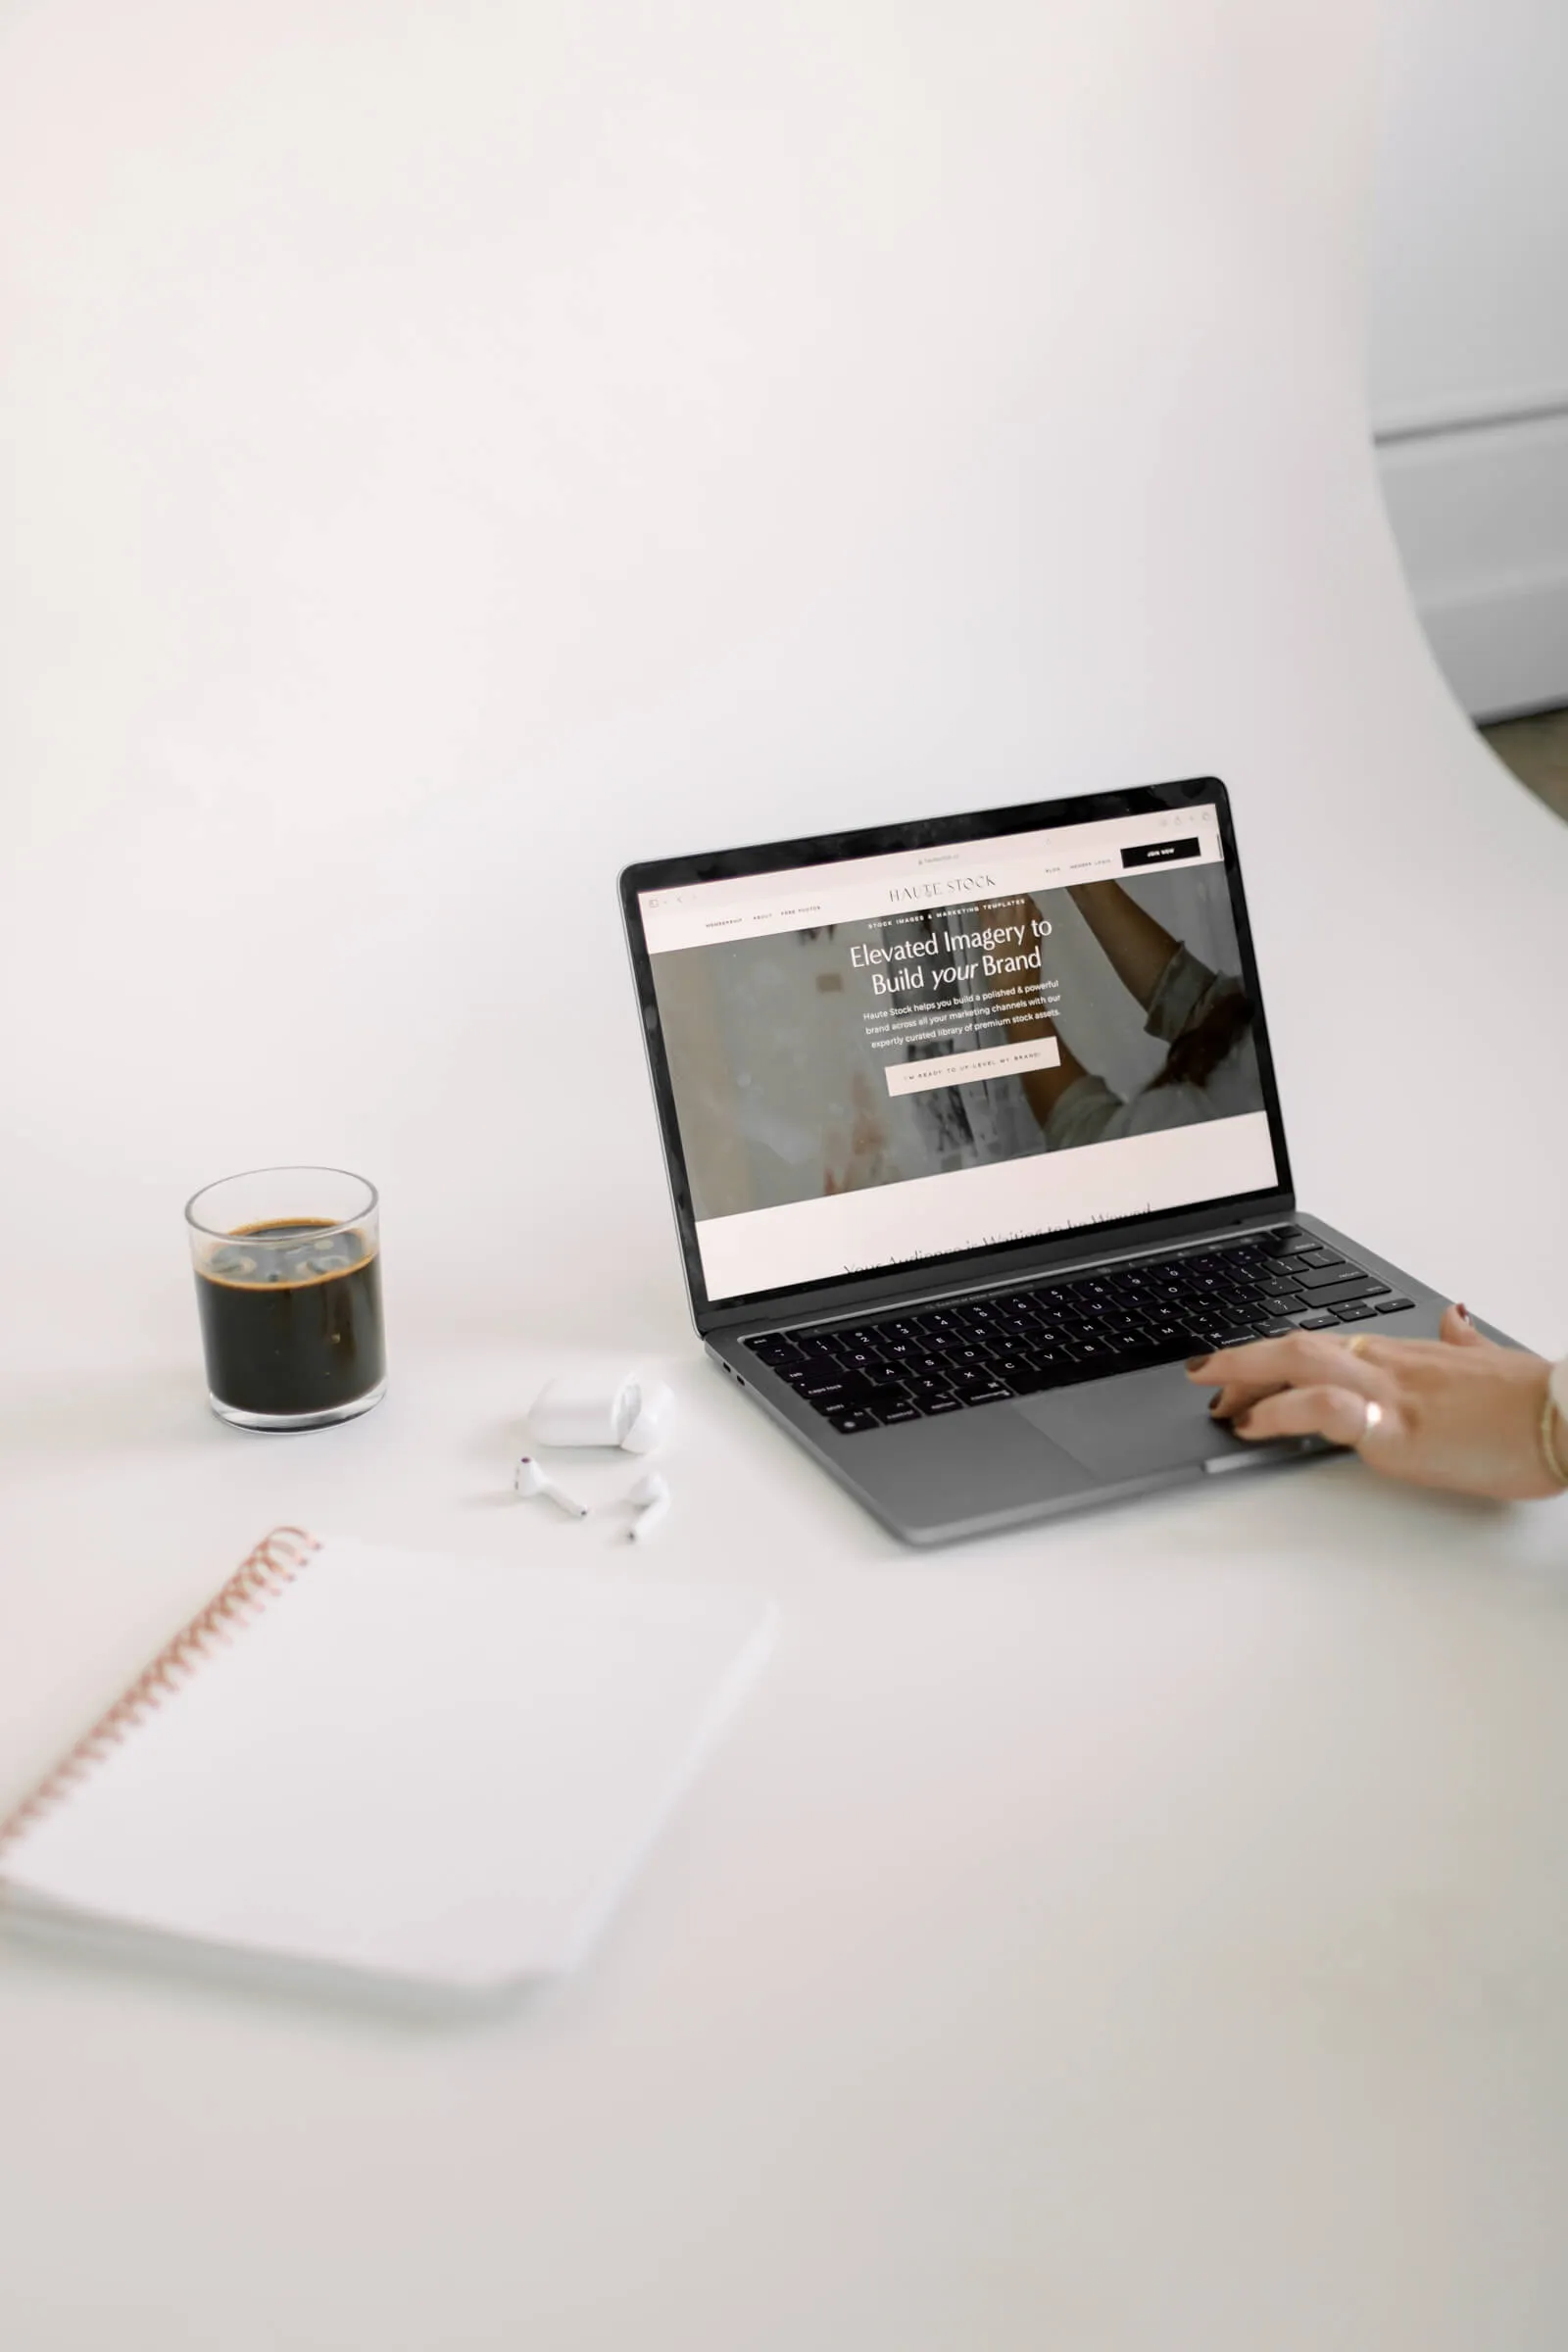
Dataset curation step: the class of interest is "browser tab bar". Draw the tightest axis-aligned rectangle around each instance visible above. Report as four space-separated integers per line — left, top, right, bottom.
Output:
640 807 1223 956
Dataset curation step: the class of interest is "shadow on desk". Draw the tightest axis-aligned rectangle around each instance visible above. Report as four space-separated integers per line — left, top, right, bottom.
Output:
0 1898 549 2036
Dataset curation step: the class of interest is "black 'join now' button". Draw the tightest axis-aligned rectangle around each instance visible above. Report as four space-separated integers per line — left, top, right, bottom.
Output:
1120 837 1200 868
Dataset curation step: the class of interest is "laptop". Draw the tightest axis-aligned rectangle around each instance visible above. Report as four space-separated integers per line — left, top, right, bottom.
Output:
619 776 1449 1544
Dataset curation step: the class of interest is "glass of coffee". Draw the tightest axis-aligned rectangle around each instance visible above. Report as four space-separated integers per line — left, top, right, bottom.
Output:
185 1167 386 1430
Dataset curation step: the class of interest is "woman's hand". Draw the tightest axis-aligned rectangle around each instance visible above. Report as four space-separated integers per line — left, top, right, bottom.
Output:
1188 1305 1563 1501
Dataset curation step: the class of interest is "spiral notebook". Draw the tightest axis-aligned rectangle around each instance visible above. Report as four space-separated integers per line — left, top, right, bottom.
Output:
0 1529 775 1997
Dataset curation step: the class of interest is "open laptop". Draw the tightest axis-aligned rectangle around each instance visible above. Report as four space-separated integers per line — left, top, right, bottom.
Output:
620 777 1449 1544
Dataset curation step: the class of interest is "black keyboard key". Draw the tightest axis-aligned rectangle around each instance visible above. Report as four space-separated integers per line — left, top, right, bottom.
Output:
1332 1300 1377 1323
1295 1260 1355 1289
1374 1297 1416 1315
825 1409 881 1435
1298 1312 1338 1330
853 1382 914 1413
879 1403 922 1424
1258 1293 1305 1316
925 1395 964 1414
957 1384 1013 1406
1258 1321 1298 1337
1215 1327 1260 1348
1304 1278 1389 1309
802 1371 895 1408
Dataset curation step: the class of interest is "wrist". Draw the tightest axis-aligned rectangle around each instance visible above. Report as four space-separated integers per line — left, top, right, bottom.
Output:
1544 1358 1568 1490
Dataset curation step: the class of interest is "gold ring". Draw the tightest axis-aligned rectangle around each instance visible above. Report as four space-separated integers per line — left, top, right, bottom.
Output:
1344 1333 1371 1358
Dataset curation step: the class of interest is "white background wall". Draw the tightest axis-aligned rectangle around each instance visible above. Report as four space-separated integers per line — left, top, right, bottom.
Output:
1367 0 1568 426
2 0 1565 1360
1367 0 1568 712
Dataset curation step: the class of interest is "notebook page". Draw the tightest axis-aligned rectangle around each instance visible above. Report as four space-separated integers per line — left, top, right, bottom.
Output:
2 1539 775 1988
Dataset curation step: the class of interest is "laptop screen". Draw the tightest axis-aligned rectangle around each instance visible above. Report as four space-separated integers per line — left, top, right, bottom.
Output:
631 789 1284 1306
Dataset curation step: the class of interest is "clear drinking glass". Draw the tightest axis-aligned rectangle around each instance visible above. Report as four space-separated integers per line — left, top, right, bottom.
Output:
185 1166 386 1430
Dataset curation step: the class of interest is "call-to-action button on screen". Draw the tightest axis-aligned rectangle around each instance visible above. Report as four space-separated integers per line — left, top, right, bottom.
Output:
884 1037 1061 1098
1120 837 1201 868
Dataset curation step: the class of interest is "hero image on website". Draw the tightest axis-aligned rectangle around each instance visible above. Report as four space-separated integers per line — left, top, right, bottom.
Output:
641 810 1280 1299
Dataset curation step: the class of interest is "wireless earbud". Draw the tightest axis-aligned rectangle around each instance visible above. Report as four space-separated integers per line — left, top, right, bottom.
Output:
627 1470 671 1544
514 1455 589 1518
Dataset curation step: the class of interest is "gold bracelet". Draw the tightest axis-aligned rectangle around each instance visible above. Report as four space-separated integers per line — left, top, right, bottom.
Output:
1543 1373 1568 1491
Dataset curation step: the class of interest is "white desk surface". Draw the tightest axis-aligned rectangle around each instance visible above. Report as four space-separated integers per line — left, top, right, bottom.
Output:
3 1276 1568 2352
4 4 1568 2342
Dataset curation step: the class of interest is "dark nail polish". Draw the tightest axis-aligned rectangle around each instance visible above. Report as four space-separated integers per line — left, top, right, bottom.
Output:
1455 1301 1472 1325
1185 1355 1209 1372
1207 1395 1225 1417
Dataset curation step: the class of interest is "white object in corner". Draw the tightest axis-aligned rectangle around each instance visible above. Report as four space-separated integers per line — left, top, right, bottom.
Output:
529 1373 675 1454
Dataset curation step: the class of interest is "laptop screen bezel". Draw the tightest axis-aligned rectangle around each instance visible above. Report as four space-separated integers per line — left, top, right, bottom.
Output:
619 776 1296 1335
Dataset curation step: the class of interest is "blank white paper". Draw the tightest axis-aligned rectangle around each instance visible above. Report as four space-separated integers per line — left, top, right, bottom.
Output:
1 1538 775 1990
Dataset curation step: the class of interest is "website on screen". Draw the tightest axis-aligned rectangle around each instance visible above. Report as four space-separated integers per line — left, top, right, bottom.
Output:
641 808 1279 1300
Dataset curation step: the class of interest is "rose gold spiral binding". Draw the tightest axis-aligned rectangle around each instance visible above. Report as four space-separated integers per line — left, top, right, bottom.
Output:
0 1526 320 1864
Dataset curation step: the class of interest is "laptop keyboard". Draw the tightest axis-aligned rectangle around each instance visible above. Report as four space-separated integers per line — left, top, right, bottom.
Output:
743 1228 1415 1436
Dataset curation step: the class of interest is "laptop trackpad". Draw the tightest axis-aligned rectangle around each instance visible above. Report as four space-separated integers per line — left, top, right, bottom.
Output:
1014 1361 1268 1480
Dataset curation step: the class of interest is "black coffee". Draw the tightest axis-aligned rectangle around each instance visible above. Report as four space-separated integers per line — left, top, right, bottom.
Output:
194 1218 385 1420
